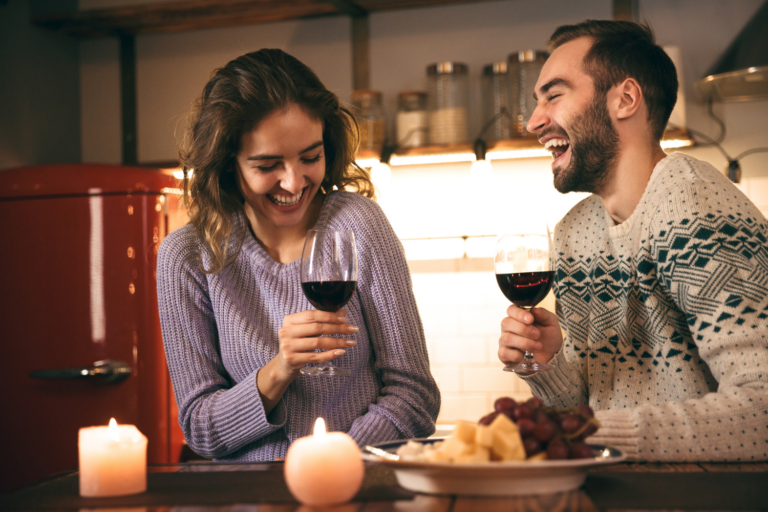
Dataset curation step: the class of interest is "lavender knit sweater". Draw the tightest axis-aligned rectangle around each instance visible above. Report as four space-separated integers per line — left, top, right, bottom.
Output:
157 191 440 461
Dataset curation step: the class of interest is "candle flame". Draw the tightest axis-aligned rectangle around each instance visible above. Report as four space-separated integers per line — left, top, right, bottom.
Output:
108 418 120 442
313 417 326 437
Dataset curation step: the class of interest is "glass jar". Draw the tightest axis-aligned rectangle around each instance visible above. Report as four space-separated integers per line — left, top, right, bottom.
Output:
507 50 548 138
481 62 511 141
396 91 428 148
427 62 469 145
352 90 385 151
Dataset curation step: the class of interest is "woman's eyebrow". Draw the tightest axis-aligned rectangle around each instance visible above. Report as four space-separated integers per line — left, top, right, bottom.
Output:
246 141 324 161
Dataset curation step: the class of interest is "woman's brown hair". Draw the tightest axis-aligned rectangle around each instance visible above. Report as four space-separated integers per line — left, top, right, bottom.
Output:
179 49 374 273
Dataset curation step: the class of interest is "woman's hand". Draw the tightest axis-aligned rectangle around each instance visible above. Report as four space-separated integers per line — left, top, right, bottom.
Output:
276 309 359 377
498 305 563 367
257 309 358 414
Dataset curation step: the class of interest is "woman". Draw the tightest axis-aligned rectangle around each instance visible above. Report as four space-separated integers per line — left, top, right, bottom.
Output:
157 49 440 461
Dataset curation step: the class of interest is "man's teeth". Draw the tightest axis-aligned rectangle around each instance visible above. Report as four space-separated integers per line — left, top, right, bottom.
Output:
269 190 303 206
544 139 569 149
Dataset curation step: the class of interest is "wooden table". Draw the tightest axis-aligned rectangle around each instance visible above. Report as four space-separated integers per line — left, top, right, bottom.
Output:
2 461 767 512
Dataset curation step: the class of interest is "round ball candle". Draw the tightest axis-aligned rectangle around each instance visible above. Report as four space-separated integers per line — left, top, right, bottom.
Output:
78 418 148 497
284 417 364 506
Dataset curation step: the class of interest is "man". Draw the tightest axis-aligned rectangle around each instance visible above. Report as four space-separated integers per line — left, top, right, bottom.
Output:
499 20 768 461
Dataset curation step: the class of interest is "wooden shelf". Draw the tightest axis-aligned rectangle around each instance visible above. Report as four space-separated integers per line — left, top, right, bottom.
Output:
141 128 694 169
357 127 694 162
33 0 498 38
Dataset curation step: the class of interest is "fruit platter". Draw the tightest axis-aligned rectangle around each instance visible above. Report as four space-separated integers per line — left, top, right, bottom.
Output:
362 396 625 496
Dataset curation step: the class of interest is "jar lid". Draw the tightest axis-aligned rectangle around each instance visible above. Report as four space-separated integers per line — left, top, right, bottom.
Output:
510 50 548 63
427 62 468 75
483 62 508 75
351 90 382 100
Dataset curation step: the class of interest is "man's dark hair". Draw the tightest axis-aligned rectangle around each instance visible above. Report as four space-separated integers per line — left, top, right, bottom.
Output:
548 20 678 141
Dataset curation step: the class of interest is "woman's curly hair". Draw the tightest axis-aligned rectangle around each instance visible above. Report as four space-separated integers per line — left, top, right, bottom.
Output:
179 49 374 273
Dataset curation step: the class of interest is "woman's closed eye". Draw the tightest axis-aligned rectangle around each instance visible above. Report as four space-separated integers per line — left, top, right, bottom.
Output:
301 153 322 164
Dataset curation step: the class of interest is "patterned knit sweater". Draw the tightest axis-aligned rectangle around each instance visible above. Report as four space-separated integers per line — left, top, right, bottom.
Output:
524 153 768 462
157 191 440 461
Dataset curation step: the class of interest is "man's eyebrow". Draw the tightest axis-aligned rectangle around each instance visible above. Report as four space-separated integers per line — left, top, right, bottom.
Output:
246 141 324 161
533 78 573 100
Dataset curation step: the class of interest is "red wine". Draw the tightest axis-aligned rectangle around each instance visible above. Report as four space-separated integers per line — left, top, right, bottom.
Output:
496 271 555 308
301 281 357 312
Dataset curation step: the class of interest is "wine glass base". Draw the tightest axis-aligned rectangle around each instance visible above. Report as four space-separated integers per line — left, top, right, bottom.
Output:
300 366 351 377
503 361 554 376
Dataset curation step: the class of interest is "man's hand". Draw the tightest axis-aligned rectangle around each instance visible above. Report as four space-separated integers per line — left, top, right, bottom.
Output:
498 305 563 366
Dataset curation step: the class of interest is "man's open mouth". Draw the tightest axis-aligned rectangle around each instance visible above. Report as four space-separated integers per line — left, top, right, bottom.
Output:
544 138 570 160
267 188 304 207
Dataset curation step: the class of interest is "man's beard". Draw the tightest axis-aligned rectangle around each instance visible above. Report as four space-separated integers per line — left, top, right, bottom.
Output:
552 93 620 195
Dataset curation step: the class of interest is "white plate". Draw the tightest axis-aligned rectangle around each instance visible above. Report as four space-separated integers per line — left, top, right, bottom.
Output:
362 438 625 497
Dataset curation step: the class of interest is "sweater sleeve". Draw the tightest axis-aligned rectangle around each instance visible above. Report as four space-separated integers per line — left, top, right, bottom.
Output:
157 229 285 459
343 198 441 446
592 177 768 462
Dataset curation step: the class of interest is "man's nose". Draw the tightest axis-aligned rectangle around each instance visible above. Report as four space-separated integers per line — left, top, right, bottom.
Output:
527 105 547 135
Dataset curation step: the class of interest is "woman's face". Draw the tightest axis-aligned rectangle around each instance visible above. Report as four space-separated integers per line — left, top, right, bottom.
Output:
235 103 326 232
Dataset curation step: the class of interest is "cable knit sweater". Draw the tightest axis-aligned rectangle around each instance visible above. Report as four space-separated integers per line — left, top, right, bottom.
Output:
157 191 439 461
524 153 768 462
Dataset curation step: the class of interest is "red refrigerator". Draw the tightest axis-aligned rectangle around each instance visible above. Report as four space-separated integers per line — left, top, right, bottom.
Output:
0 164 186 491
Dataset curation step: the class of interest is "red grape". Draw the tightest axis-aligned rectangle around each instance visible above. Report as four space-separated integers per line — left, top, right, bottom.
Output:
523 437 542 457
560 414 582 434
576 404 594 418
546 438 569 460
478 411 498 426
517 418 536 438
575 422 598 441
533 420 557 443
526 397 544 409
494 396 517 413
513 404 533 421
534 409 550 424
569 442 594 459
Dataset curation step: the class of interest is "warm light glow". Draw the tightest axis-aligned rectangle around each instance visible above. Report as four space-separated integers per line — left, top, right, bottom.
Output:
390 152 475 166
313 417 326 437
487 148 552 160
470 158 493 181
172 169 189 180
161 187 184 196
108 418 120 442
661 139 694 149
370 161 392 190
355 157 380 169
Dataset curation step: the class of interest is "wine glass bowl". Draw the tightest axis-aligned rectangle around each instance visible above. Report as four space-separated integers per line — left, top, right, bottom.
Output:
496 227 555 376
300 229 358 377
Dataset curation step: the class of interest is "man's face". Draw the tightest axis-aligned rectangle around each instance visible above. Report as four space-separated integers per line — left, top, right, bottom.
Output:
527 37 619 194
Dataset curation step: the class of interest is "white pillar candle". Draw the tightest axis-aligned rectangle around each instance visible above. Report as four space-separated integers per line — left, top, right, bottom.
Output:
78 418 148 497
284 417 365 506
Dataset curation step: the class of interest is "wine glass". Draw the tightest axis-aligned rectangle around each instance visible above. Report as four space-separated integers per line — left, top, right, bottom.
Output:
300 229 358 377
495 224 555 375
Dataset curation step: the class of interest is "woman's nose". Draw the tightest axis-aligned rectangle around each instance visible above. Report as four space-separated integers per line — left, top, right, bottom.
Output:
279 166 304 194
527 105 548 135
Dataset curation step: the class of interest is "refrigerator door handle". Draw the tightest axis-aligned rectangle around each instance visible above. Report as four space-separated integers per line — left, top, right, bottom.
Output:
29 359 132 383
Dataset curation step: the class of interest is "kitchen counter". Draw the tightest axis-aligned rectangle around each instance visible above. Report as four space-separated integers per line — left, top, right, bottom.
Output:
2 460 767 511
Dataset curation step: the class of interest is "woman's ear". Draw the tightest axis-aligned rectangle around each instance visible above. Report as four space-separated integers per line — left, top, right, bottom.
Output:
611 77 643 121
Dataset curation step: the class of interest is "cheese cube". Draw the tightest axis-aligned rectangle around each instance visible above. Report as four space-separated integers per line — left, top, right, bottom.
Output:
475 425 493 448
455 446 491 463
491 429 526 461
453 420 477 444
489 413 520 435
437 434 471 460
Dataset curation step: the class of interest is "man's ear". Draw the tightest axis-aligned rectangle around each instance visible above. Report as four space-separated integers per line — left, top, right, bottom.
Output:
610 78 643 120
